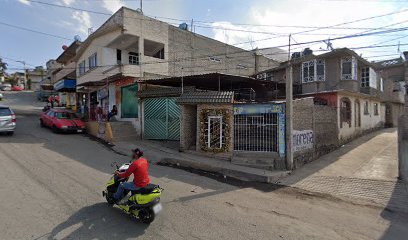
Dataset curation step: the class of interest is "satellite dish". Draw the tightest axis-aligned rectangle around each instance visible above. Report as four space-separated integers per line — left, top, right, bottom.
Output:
74 35 81 42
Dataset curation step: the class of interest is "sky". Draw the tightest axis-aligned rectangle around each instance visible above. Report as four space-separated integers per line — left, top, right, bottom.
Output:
0 0 408 72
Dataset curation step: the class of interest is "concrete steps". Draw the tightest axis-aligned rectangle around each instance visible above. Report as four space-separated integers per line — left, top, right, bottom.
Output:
110 121 139 142
232 152 278 170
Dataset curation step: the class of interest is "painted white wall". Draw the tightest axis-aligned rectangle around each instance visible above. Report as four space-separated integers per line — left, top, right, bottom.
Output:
337 93 384 141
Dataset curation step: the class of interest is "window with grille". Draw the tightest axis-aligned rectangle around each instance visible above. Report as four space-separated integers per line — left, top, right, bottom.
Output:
129 52 139 65
234 113 279 152
361 67 370 87
206 116 223 149
341 56 357 80
302 59 325 83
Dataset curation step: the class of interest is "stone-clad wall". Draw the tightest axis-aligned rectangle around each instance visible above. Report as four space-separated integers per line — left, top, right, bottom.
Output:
196 104 234 159
180 105 197 151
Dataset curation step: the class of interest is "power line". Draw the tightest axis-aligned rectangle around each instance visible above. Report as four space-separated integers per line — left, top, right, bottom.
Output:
0 21 72 41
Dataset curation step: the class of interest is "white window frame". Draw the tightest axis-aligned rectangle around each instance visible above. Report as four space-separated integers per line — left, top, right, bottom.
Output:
88 53 97 70
301 59 325 83
380 78 384 92
361 67 370 87
208 116 223 149
78 60 86 76
341 56 357 80
129 52 139 65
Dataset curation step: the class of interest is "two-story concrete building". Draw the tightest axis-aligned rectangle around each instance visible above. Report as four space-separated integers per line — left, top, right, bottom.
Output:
73 7 278 136
27 66 46 91
54 41 81 110
375 57 406 127
258 48 386 143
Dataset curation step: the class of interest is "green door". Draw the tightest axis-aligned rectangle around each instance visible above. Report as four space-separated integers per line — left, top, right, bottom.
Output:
144 98 180 140
121 84 138 118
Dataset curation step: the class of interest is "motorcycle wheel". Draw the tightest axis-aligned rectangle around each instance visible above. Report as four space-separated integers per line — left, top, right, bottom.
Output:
139 208 155 224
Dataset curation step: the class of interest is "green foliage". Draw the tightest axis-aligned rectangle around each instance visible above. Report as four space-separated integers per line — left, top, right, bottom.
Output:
0 57 7 74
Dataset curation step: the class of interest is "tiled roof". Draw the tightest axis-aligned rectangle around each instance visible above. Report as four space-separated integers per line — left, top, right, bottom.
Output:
176 91 234 104
137 87 181 98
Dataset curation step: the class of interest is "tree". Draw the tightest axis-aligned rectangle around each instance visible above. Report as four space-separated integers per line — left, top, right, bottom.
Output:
0 57 7 75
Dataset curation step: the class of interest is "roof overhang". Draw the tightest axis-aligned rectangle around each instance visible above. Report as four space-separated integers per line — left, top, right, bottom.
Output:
140 73 272 91
56 41 81 64
76 73 125 87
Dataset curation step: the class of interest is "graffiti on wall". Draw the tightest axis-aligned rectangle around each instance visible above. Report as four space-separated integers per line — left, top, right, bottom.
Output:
293 130 314 152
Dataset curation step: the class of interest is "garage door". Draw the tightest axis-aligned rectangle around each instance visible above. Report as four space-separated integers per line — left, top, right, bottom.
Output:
144 98 180 140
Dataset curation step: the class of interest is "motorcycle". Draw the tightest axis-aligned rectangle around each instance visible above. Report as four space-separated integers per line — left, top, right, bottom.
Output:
102 162 163 224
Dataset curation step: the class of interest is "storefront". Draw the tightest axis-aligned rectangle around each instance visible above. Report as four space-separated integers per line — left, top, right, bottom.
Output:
53 79 77 110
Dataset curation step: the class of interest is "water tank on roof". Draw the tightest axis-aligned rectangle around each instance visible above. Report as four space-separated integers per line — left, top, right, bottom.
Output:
179 22 188 31
291 52 301 59
303 48 313 56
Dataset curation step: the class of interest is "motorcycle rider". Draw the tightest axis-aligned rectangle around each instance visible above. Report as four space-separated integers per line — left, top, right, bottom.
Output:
113 148 150 203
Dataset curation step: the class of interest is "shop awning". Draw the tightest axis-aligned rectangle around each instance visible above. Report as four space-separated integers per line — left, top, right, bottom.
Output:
54 79 77 92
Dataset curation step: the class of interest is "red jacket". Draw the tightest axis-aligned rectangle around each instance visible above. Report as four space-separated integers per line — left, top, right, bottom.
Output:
118 158 150 187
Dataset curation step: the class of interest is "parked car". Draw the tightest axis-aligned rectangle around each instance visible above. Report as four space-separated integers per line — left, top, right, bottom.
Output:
40 108 86 133
1 84 12 91
0 93 3 101
0 105 16 136
11 86 23 91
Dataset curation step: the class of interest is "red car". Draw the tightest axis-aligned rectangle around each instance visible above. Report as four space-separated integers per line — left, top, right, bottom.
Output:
11 86 23 91
40 108 86 133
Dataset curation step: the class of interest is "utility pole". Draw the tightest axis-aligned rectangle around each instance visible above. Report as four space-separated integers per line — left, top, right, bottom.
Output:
140 0 143 12
286 34 294 170
17 60 26 89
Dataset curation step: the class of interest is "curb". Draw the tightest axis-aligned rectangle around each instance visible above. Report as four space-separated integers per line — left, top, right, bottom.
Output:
159 157 289 183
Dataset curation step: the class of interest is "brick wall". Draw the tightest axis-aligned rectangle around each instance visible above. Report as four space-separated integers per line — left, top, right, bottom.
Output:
292 98 338 168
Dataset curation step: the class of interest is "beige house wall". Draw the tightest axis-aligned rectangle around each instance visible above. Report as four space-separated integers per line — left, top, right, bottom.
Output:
337 93 384 142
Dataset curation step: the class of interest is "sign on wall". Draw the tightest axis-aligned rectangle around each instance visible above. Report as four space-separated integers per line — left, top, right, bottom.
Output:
293 130 314 152
234 104 284 115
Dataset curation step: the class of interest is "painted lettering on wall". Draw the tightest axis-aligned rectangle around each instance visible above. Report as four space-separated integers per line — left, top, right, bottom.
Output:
293 130 313 152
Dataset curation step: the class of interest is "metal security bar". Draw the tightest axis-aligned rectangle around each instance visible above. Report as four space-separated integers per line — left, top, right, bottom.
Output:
207 116 223 149
234 113 279 152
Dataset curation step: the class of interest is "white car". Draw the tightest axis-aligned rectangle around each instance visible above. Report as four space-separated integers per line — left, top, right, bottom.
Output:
0 93 3 101
0 105 16 136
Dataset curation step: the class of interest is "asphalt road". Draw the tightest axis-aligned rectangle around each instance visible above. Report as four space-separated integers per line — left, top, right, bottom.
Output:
0 91 407 240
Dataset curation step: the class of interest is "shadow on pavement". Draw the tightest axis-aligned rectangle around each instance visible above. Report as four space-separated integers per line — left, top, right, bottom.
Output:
379 182 408 240
36 203 148 240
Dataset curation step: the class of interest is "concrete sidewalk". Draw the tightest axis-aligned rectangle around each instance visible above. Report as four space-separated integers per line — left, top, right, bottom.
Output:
111 140 289 183
279 128 408 212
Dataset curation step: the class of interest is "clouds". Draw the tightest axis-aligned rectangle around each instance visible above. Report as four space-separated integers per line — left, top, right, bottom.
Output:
101 0 128 13
61 0 76 6
18 0 30 5
210 0 403 59
72 11 92 36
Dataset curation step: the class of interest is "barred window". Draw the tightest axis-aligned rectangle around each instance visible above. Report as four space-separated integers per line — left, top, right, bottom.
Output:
302 59 325 83
341 56 357 80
